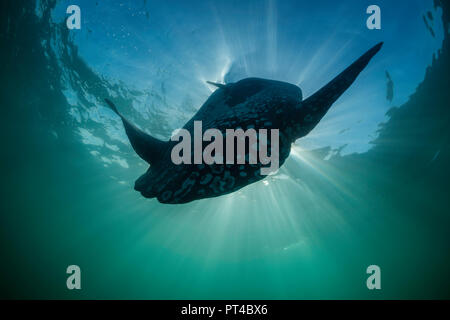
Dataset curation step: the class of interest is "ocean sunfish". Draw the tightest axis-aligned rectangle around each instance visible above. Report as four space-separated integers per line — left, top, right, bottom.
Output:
105 42 383 204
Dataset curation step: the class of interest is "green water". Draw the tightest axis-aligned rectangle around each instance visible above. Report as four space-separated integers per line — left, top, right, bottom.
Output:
1 0 449 299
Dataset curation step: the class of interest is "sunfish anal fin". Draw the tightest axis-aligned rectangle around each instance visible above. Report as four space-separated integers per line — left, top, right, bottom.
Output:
104 98 166 166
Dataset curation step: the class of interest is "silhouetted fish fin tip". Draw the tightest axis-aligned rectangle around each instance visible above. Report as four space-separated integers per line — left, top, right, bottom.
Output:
365 42 384 59
206 81 226 88
298 42 383 136
103 98 166 165
104 98 120 115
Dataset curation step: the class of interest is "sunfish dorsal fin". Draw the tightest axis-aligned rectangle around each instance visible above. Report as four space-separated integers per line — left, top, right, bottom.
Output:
104 98 167 165
206 81 226 89
298 42 383 134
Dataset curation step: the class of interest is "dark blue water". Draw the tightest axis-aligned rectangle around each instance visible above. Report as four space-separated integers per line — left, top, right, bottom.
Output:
0 0 449 299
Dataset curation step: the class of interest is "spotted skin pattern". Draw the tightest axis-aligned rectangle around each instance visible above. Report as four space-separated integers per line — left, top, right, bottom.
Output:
105 43 383 204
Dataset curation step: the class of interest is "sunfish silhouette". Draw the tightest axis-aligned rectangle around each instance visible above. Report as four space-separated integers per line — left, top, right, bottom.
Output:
105 42 383 204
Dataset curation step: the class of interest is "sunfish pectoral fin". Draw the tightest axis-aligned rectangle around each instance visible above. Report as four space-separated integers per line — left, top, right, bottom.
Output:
299 42 383 131
206 81 226 89
104 98 167 165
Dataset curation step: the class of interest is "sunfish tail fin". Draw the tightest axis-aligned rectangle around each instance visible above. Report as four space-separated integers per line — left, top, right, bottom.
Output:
104 98 167 166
